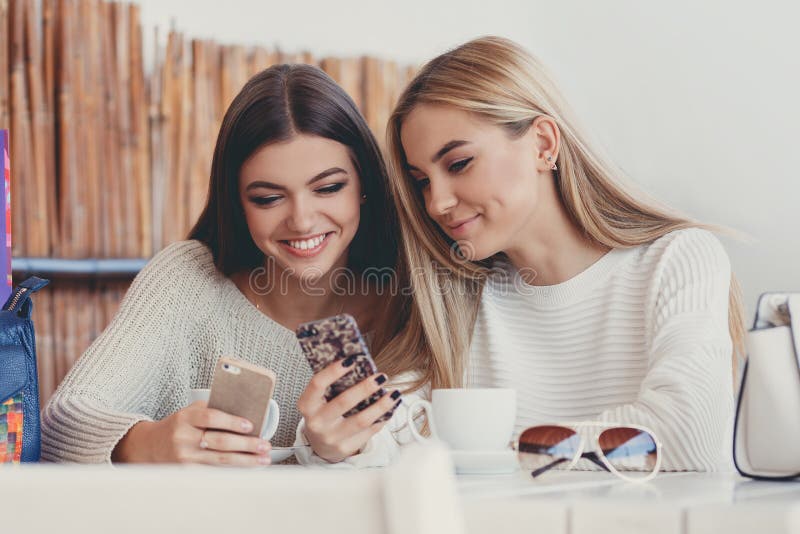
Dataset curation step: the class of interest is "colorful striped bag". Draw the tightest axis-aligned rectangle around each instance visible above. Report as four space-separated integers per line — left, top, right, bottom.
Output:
0 277 49 463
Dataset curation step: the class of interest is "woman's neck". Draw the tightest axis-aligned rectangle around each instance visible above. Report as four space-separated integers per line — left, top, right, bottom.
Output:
235 262 375 332
505 175 610 286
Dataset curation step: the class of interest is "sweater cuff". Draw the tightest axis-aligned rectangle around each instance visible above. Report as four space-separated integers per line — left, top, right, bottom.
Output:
293 418 399 468
41 396 153 464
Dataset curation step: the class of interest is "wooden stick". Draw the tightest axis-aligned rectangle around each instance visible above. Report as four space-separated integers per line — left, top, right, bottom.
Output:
129 4 150 256
176 33 191 237
248 46 277 77
24 0 52 256
322 56 362 112
67 0 93 258
220 44 246 113
63 284 76 373
56 0 77 259
85 0 103 258
33 288 54 404
362 56 383 140
52 287 65 391
114 2 138 258
10 0 32 258
188 39 209 228
209 40 224 125
42 0 58 258
99 0 118 257
149 25 165 252
161 30 177 245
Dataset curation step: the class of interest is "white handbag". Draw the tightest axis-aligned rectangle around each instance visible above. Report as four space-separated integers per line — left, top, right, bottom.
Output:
733 293 800 479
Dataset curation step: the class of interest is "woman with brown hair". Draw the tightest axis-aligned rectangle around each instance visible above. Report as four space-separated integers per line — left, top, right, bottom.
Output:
41 64 410 466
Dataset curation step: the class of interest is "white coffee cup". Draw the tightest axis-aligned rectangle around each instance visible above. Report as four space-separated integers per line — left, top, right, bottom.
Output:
189 388 280 441
406 388 516 451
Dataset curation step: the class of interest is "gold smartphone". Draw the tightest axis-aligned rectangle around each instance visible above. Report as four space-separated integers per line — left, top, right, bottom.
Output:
207 357 276 438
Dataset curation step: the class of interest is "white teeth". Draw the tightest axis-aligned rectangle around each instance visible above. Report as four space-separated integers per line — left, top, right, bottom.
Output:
287 234 326 251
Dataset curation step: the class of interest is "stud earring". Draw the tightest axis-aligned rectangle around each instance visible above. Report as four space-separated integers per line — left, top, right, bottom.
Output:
361 194 367 200
546 154 558 171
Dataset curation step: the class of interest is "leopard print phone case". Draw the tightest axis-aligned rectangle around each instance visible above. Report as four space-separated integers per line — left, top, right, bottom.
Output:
296 314 394 421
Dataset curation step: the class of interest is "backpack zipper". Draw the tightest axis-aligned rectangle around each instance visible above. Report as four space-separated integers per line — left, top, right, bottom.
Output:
7 287 28 311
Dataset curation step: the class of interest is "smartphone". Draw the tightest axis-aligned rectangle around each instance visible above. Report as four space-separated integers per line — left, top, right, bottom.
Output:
296 313 395 421
207 357 276 438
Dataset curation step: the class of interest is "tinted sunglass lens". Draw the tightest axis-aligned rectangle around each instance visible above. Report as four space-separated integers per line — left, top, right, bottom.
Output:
597 427 658 479
517 425 579 476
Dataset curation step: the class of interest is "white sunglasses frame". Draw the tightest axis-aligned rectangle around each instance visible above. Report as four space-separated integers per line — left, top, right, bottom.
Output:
513 421 664 483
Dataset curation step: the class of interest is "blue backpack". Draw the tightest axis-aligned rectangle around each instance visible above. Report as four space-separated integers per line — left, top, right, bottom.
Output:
0 276 49 463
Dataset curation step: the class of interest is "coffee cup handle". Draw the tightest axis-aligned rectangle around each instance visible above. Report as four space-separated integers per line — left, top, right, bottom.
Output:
260 399 280 440
406 399 437 443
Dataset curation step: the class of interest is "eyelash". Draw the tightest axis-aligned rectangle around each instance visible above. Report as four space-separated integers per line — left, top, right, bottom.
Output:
413 157 473 191
448 157 473 173
414 178 430 191
248 182 347 206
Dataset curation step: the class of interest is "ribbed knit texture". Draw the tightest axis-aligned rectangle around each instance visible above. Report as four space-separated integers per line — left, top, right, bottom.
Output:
41 240 312 463
468 228 734 471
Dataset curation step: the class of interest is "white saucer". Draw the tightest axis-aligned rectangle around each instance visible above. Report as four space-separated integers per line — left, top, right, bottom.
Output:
270 446 307 463
450 449 519 475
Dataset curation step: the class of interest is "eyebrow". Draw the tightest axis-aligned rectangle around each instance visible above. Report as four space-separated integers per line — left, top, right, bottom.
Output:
245 167 347 191
407 140 470 171
433 140 469 163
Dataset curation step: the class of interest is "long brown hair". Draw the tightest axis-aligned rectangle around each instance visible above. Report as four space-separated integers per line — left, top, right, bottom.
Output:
188 64 411 369
385 36 745 392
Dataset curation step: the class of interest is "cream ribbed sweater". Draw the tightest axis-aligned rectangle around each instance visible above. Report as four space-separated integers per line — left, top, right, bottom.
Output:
41 240 313 463
302 229 734 471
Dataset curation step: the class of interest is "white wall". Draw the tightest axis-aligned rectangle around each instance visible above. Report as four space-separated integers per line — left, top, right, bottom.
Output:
139 0 800 316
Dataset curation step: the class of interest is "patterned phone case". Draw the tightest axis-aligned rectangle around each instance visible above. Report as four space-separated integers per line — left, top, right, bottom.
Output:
296 314 394 421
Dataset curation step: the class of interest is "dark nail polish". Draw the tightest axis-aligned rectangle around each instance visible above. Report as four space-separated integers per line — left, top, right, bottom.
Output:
393 398 402 408
390 390 401 400
375 374 387 385
342 356 356 367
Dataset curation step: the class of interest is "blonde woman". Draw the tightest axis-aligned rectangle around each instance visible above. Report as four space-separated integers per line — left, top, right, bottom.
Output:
367 36 744 471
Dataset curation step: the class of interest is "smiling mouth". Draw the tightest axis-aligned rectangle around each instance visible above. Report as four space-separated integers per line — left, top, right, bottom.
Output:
447 215 480 230
278 232 333 257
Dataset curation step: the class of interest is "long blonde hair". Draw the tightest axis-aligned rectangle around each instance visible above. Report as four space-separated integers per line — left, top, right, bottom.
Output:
385 36 746 392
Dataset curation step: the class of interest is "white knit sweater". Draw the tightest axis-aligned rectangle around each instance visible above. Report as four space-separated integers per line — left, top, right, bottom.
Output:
41 240 313 463
298 228 735 471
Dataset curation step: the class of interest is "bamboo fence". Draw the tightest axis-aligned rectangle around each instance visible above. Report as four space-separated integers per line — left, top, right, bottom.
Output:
1 0 417 404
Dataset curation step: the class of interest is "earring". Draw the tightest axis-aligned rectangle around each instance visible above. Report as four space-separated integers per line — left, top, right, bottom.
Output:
361 194 367 200
546 154 558 171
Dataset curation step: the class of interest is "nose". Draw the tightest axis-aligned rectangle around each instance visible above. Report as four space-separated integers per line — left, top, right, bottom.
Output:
426 178 458 217
286 197 316 234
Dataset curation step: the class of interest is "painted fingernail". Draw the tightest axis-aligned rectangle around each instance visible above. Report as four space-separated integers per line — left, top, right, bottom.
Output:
375 374 387 385
343 356 356 367
390 390 401 400
259 455 271 465
393 398 402 408
242 420 253 432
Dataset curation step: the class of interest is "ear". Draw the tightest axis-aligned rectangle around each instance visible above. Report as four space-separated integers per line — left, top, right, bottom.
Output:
529 116 561 172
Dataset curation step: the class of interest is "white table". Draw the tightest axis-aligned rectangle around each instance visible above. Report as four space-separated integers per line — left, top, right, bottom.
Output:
3 448 799 534
459 470 800 534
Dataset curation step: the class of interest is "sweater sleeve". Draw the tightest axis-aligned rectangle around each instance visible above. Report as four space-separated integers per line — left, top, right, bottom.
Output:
40 241 216 463
294 374 428 467
596 229 734 471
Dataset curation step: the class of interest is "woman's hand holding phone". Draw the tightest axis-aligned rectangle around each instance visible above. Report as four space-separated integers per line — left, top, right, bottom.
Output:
113 401 272 465
297 358 401 463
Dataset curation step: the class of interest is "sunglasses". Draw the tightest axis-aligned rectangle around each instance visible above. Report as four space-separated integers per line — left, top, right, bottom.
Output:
513 422 663 482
